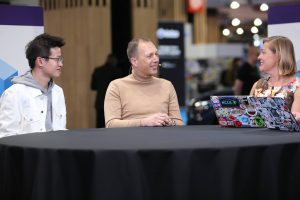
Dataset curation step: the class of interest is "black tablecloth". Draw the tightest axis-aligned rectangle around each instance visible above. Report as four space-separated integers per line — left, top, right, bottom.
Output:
1 125 300 200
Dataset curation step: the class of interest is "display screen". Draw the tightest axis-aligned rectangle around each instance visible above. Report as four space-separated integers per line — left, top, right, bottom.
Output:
219 98 240 107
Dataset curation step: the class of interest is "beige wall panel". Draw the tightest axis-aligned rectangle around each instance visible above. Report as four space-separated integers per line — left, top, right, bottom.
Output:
207 15 220 43
173 0 187 22
158 0 174 20
158 0 186 22
132 0 158 44
194 11 207 44
43 0 111 129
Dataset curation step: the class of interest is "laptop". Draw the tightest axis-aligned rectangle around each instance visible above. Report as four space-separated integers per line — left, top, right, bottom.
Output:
210 96 300 132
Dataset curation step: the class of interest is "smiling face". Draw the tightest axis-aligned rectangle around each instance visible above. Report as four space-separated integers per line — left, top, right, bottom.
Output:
258 36 296 76
41 47 63 79
257 42 278 74
131 41 159 79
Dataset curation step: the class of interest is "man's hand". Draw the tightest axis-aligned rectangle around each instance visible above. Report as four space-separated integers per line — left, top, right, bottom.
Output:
141 113 174 127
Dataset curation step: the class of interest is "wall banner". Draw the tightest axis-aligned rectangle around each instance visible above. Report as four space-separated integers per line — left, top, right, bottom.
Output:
157 22 185 106
268 3 300 77
0 5 44 95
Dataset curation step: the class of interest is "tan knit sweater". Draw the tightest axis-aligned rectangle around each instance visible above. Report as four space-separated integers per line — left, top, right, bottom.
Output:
104 74 183 128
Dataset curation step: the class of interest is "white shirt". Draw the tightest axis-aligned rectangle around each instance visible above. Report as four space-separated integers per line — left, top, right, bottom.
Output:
0 83 66 138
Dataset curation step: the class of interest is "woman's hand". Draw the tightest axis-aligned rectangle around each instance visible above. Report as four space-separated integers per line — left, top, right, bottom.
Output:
292 112 300 123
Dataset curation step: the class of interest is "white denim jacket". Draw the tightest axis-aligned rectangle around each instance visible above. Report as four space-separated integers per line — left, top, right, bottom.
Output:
0 84 66 138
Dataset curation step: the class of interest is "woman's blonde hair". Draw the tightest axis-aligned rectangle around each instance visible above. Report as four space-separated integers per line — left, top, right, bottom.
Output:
263 36 296 76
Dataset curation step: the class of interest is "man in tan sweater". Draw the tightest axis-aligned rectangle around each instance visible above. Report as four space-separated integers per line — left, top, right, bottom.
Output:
104 38 183 128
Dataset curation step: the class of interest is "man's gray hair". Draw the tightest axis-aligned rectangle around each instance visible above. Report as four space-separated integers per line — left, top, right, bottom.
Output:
126 38 151 61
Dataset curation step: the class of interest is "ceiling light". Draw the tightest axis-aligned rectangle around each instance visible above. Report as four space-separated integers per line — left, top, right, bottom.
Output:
253 40 261 47
230 1 240 9
222 28 230 36
260 3 269 11
254 18 262 26
251 26 259 34
253 34 260 40
236 28 244 35
231 18 240 26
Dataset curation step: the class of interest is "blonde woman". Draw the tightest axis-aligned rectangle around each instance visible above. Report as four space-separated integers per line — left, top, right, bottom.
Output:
250 36 300 123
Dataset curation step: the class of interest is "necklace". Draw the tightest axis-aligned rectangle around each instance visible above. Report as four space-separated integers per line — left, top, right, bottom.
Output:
271 86 279 96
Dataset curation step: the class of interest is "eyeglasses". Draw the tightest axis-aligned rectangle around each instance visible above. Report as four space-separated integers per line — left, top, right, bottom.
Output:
42 57 64 64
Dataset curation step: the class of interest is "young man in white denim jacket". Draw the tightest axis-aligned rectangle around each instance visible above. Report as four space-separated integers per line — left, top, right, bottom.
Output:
0 33 67 138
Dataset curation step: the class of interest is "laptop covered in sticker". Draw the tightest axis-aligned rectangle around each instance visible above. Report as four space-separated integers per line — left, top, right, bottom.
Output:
210 96 300 131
